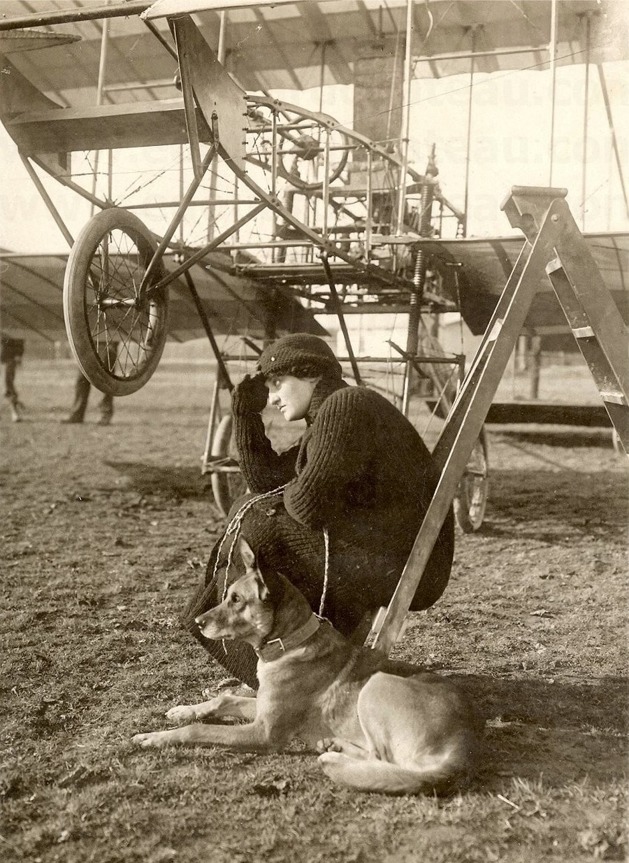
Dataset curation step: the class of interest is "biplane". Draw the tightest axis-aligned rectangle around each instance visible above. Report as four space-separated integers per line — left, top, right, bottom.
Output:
1 0 628 541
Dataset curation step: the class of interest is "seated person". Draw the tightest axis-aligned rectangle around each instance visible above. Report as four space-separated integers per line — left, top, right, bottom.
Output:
183 333 454 687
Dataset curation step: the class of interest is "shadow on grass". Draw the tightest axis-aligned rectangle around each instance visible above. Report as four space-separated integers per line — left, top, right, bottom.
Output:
478 469 627 541
105 461 212 499
454 672 628 787
490 427 614 450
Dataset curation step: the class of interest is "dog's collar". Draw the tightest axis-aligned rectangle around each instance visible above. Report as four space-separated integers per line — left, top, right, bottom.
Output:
255 613 321 662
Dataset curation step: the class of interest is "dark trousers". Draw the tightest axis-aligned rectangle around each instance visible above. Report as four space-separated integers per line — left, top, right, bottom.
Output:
3 359 19 406
182 495 454 688
67 342 117 423
67 372 114 423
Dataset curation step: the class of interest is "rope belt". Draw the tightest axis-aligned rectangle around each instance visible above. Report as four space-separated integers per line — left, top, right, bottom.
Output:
213 486 331 654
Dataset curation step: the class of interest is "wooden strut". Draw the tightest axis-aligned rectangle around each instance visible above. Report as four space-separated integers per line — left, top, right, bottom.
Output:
369 186 629 655
182 270 232 392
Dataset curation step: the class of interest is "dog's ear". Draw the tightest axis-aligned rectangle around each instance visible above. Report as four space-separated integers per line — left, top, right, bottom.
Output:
240 538 256 571
240 539 272 601
254 571 271 602
255 568 286 604
240 540 287 603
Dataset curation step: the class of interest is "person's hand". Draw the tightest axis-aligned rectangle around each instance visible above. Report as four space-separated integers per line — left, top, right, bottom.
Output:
232 373 269 415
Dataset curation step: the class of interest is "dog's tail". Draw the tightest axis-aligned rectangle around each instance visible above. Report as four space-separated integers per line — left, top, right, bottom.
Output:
318 750 470 796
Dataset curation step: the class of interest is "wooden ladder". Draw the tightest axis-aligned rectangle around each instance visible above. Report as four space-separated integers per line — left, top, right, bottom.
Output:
369 186 629 654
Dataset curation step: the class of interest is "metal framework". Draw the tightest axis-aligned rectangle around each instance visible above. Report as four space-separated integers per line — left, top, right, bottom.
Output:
2 1 627 537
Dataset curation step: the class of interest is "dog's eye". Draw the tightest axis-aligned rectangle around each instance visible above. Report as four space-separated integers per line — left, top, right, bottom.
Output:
230 593 240 604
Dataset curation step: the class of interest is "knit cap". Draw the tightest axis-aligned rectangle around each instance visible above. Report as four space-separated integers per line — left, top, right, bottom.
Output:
257 333 342 380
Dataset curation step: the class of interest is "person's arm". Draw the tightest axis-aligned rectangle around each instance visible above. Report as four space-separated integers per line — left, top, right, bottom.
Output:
232 374 299 493
283 387 376 527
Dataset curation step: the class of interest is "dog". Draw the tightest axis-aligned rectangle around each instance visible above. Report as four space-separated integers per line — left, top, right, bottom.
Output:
133 540 483 795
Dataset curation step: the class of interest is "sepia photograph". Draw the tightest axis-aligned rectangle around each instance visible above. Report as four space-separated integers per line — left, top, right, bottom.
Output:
1 1 627 861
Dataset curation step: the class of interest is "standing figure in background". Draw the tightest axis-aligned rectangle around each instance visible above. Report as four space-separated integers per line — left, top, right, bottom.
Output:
1 334 24 423
62 342 118 426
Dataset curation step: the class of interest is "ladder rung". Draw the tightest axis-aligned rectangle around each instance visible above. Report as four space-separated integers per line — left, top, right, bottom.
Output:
601 391 628 406
573 325 595 339
546 257 563 274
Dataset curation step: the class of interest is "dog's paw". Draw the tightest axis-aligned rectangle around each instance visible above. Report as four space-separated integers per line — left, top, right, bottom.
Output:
132 731 169 749
165 705 197 725
316 738 342 754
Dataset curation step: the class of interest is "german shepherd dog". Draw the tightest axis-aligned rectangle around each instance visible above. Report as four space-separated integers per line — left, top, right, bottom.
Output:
133 541 483 795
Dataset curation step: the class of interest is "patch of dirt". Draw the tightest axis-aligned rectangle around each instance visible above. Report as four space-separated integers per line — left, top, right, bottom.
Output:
0 359 626 863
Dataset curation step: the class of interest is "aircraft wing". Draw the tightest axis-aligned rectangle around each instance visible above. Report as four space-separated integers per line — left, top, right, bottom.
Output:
2 233 626 355
0 0 625 107
419 231 629 336
0 251 327 344
1 1 626 348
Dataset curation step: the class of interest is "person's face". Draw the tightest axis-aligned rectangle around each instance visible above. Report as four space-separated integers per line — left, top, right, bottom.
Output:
266 375 319 421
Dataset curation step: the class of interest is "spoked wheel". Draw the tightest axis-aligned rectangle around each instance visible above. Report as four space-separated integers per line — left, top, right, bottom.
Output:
277 121 349 191
454 430 489 533
210 414 248 517
245 97 350 193
612 428 626 456
63 207 169 396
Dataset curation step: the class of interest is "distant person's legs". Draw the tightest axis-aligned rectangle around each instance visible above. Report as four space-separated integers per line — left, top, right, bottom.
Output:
64 370 90 423
2 336 24 423
98 391 114 426
64 341 117 425
98 342 117 426
4 358 21 422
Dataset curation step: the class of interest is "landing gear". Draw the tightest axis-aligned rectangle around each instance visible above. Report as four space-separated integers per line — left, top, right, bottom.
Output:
64 207 169 396
454 432 489 533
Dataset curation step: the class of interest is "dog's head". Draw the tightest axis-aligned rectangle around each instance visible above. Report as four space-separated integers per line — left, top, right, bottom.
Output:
195 539 286 647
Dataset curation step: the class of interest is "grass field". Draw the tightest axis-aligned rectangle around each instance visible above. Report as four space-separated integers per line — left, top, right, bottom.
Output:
1 359 627 863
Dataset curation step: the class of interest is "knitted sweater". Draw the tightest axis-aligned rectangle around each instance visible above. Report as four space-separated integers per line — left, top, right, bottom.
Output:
183 377 454 686
234 377 454 578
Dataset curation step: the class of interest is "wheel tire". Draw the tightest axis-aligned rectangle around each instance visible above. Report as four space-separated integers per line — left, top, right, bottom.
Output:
612 428 626 455
63 207 169 396
210 415 248 517
454 430 489 533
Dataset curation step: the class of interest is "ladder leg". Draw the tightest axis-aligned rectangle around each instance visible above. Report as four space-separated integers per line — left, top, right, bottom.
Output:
370 200 565 654
547 201 629 451
371 185 629 656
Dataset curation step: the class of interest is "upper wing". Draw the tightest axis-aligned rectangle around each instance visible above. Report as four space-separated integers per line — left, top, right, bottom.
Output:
1 0 625 106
